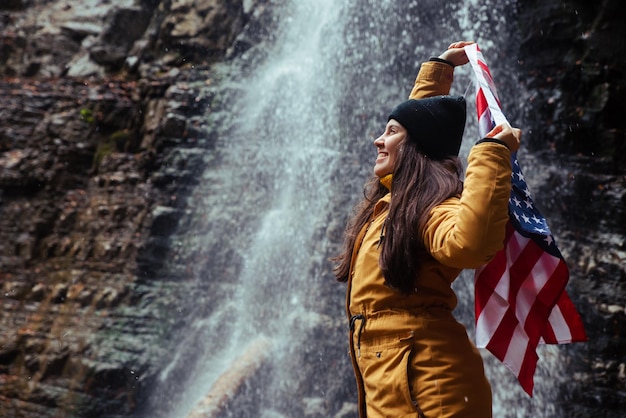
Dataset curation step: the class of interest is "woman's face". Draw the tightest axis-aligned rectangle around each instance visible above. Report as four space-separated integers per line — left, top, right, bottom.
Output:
373 119 406 177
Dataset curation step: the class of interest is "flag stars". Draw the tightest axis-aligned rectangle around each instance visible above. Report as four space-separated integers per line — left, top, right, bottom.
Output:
524 199 533 209
521 213 531 223
517 172 525 182
524 187 532 198
512 196 522 207
532 215 541 224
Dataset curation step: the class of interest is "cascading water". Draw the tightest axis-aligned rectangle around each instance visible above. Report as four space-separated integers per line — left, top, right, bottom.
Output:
143 1 579 417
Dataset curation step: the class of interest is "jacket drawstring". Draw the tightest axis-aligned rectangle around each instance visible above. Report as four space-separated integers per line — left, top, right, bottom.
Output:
376 217 388 249
349 314 365 357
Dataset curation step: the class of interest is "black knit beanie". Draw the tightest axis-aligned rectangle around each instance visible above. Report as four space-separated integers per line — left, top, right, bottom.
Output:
388 95 466 159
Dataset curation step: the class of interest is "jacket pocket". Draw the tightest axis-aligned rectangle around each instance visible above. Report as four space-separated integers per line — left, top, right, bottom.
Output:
357 332 422 417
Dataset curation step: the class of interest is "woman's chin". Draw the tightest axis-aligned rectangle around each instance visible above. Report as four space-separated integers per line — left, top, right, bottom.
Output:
373 166 390 178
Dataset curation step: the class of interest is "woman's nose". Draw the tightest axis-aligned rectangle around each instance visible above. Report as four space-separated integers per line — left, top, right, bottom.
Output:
373 135 384 147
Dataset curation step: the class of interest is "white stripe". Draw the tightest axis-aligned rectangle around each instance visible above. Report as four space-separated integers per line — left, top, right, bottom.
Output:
475 289 510 347
465 44 509 127
502 322 530 376
505 230 529 266
547 303 575 343
516 253 560 330
475 259 511 347
478 109 493 137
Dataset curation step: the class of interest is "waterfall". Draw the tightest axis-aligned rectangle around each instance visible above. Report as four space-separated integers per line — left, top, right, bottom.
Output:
142 1 575 417
147 2 348 417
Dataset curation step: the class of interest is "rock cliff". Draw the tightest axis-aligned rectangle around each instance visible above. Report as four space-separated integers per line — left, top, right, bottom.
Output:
0 0 261 416
518 1 626 414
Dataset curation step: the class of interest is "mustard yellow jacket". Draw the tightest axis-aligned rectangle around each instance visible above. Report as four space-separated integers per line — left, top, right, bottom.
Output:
346 61 512 417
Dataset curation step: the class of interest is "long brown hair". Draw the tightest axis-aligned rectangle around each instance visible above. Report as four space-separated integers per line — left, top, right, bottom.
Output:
334 139 463 294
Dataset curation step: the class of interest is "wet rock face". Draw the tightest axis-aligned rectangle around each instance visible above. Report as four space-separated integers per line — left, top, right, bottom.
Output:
517 1 626 415
0 0 624 417
0 59 196 418
0 0 256 416
0 0 250 77
518 1 626 166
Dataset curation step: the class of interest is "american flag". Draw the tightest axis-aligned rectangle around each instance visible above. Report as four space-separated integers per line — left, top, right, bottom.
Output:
464 44 587 396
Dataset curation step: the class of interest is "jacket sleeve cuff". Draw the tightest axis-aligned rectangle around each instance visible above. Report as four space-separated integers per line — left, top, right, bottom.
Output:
429 57 455 67
476 137 510 150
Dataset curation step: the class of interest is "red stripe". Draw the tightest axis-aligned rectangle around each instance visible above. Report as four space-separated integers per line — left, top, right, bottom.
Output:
476 60 502 107
475 248 506 290
517 343 539 396
485 305 518 361
476 88 489 116
522 256 568 345
478 60 494 80
474 249 506 319
474 222 513 318
541 317 558 344
554 292 588 342
508 234 544 311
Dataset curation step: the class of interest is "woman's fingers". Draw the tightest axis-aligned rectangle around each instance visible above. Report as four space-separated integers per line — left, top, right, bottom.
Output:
447 41 475 49
485 124 504 138
438 41 475 66
486 124 521 153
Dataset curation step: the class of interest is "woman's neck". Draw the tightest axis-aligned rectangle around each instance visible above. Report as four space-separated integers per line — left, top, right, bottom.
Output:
380 174 393 190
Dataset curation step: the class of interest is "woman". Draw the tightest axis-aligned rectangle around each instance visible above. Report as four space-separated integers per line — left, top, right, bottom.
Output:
334 41 521 417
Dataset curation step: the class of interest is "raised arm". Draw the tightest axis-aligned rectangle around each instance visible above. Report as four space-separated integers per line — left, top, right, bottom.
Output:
409 41 475 100
422 124 521 269
422 142 511 269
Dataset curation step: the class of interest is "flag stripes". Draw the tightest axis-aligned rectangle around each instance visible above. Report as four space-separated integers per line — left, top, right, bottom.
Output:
464 43 587 396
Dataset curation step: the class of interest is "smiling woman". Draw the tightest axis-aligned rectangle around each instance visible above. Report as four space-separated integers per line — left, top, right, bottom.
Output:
373 120 406 177
334 41 521 417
